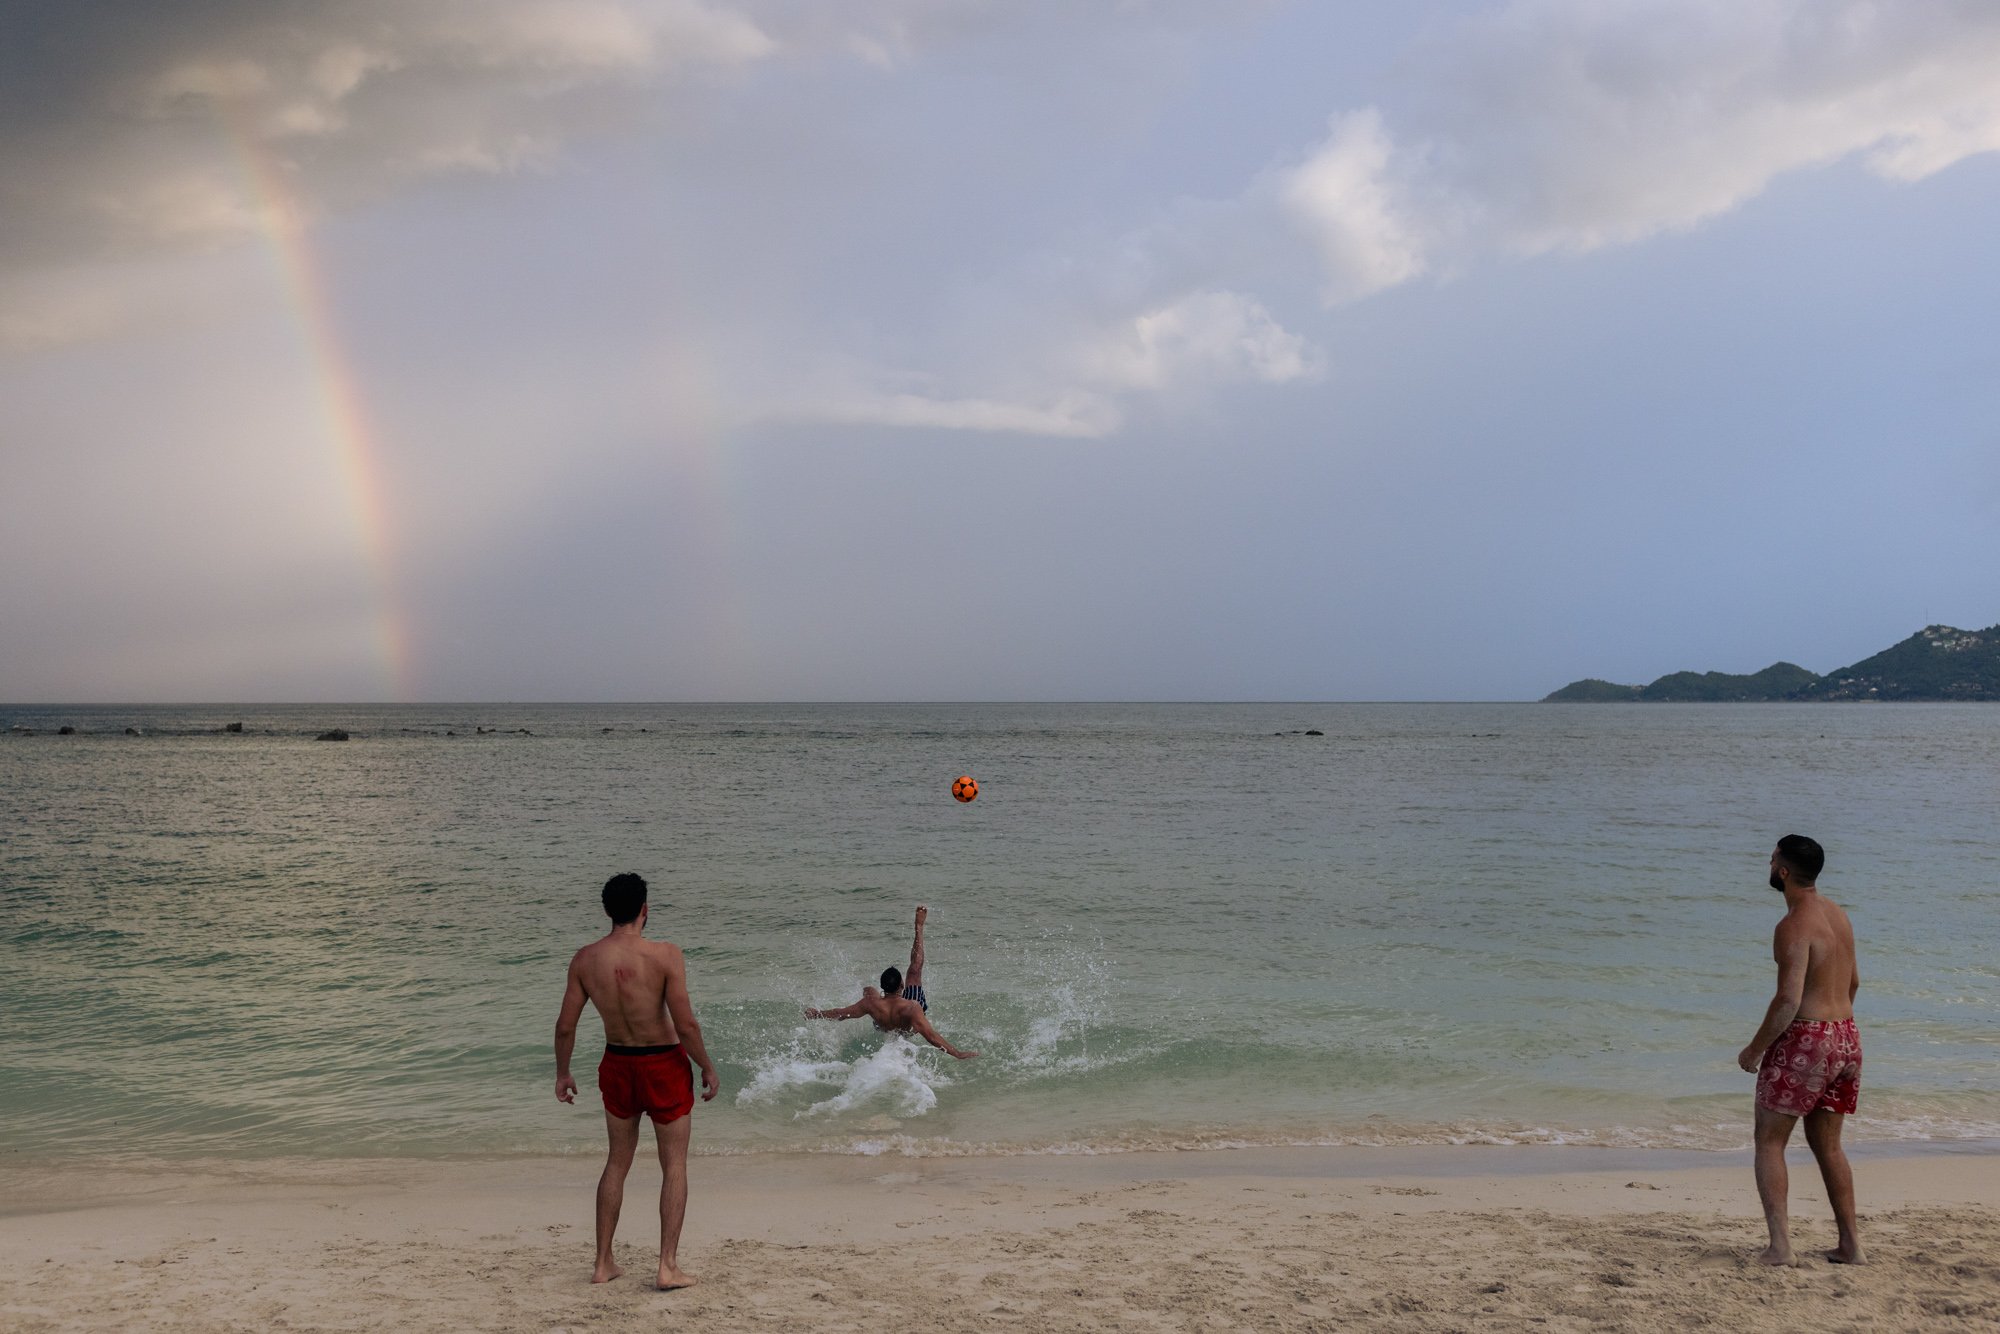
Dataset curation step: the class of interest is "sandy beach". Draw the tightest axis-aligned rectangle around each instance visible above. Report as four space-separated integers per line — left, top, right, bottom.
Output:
5 1145 1997 1331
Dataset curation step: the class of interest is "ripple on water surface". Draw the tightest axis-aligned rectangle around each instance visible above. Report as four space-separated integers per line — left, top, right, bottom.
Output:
2 702 1997 1161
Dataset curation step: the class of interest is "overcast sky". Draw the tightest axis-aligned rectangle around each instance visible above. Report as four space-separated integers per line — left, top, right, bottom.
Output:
3 0 1997 702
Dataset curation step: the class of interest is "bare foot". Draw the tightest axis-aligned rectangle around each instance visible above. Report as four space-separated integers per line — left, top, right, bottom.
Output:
1826 1245 1866 1265
1754 1246 1795 1267
591 1258 624 1284
656 1264 698 1291
915 905 927 926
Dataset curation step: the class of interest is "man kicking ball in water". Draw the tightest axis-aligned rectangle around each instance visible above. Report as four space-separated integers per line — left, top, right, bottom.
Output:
554 872 721 1290
804 906 979 1059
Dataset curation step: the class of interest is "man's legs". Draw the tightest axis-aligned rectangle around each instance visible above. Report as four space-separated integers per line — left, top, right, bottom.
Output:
1752 1104 1799 1265
653 1111 697 1290
594 1112 642 1282
906 904 927 991
1804 1109 1865 1264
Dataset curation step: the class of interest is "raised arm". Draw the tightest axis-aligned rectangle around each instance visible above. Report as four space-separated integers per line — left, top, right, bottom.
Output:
554 952 587 1102
1737 923 1809 1071
913 1010 977 1061
663 945 720 1101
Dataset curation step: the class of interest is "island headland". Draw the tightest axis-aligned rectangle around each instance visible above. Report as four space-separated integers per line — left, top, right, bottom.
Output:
1545 623 2000 701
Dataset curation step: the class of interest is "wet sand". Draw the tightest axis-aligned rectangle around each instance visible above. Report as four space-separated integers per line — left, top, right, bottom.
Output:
4 1145 1998 1331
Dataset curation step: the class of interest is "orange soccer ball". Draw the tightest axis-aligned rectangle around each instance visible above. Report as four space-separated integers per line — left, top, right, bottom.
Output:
951 775 979 803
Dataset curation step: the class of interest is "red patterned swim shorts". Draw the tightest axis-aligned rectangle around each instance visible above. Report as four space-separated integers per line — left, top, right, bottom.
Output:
1756 1018 1861 1117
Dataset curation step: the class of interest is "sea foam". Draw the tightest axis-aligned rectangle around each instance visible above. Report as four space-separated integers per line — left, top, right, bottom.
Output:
737 1035 949 1121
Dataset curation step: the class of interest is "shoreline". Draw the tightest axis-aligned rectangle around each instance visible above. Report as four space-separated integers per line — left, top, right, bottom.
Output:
8 1134 2000 1220
7 1142 1998 1330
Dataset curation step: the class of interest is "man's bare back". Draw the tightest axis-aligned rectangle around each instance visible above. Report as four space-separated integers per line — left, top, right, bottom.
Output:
850 986 932 1035
570 932 685 1048
1781 893 1857 1022
804 905 978 1060
553 874 719 1292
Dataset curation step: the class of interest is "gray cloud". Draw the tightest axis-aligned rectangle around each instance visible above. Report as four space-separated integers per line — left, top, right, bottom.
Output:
780 0 2000 434
0 0 1239 274
0 0 1267 409
1278 0 2000 299
2 2 769 259
788 288 1321 439
0 0 775 347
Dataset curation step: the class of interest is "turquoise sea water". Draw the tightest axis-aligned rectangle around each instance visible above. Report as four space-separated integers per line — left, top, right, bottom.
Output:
2 703 1996 1162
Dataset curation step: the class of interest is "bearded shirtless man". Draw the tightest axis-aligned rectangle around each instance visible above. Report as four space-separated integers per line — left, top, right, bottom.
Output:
555 873 721 1289
804 905 978 1059
1736 835 1865 1267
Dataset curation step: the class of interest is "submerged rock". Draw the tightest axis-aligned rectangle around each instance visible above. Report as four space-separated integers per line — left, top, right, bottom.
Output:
315 729 350 741
1305 729 1324 736
225 721 243 733
57 725 76 735
125 727 141 736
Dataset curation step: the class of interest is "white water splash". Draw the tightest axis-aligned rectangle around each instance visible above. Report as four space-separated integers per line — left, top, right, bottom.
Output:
800 1039 946 1119
980 930 1125 1080
736 1035 949 1121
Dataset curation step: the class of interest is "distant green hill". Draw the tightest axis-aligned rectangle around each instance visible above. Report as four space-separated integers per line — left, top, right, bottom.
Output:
1542 624 2000 702
1798 624 2000 701
1542 678 1641 702
1637 662 1822 702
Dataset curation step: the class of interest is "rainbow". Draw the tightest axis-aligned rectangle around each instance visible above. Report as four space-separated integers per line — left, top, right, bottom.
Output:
222 104 415 699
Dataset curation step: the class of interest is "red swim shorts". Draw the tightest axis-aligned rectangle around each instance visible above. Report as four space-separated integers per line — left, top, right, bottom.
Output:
1756 1018 1861 1117
597 1043 694 1123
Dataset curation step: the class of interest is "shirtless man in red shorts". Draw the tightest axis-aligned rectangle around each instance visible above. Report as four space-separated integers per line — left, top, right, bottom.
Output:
1736 835 1864 1266
554 873 721 1289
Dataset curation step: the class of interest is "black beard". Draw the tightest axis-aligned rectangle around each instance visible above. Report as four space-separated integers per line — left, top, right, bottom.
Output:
1768 870 1786 892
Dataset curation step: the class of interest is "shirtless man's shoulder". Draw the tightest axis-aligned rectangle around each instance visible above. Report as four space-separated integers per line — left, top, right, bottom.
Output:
847 988 920 1031
1777 893 1852 944
600 938 686 997
574 932 681 970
